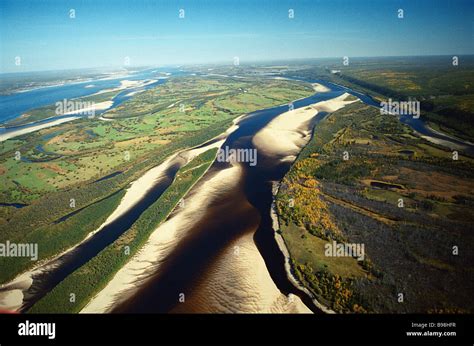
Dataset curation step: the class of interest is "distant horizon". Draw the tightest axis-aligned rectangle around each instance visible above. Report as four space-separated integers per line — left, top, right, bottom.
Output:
1 0 473 73
1 53 474 76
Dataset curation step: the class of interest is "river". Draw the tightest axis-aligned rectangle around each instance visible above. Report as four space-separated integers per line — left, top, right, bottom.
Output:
0 67 184 131
0 76 472 313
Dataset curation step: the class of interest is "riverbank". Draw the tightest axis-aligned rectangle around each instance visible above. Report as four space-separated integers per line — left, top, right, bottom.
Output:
0 157 181 311
63 100 113 115
271 181 335 314
416 123 474 153
0 100 113 142
0 78 159 141
91 79 158 96
274 98 474 313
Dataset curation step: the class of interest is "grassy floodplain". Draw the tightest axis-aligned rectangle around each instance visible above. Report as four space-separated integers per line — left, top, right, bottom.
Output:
276 101 474 313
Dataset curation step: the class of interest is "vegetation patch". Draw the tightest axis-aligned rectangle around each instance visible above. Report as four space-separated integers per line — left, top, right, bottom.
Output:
276 101 474 313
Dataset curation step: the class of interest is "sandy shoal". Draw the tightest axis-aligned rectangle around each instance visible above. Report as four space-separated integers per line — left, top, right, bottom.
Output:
82 160 310 314
63 100 113 115
312 83 331 92
172 229 312 313
419 134 467 151
80 105 325 313
252 93 357 158
0 116 80 142
0 99 114 142
92 79 157 96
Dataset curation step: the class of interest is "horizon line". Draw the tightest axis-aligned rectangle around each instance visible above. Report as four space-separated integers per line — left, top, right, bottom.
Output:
2 53 474 75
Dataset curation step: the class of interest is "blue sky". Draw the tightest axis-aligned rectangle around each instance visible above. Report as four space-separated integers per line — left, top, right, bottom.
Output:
1 0 473 72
